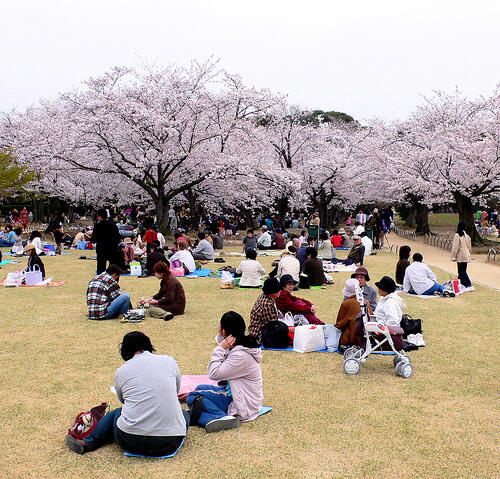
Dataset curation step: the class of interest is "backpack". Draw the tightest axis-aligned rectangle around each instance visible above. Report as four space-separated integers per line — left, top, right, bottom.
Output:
261 321 290 349
68 402 109 440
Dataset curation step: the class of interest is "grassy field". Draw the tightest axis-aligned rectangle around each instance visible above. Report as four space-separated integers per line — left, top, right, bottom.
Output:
0 246 498 479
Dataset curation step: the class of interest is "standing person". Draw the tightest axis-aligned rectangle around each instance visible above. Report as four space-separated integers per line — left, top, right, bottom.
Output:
167 207 176 228
142 226 158 254
450 221 473 291
86 265 131 320
20 207 29 229
140 261 186 319
53 224 64 255
65 332 189 456
186 311 263 433
91 209 122 274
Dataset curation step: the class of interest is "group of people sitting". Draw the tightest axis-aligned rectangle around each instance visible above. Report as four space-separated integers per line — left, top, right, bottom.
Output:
66 311 264 456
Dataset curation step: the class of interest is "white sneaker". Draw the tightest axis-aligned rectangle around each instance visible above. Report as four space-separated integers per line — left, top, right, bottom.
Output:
205 415 240 433
462 285 475 292
416 333 425 347
407 334 418 345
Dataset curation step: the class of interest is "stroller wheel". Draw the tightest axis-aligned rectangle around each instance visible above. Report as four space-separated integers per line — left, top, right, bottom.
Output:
393 352 409 368
396 362 413 378
344 347 356 359
343 358 361 375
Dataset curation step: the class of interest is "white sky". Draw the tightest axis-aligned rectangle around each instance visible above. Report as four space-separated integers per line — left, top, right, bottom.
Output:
1 0 499 121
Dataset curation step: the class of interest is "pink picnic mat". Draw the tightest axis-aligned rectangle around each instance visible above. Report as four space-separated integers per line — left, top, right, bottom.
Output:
0 279 68 287
178 375 218 401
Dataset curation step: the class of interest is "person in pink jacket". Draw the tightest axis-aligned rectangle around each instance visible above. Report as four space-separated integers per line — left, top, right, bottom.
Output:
187 311 263 433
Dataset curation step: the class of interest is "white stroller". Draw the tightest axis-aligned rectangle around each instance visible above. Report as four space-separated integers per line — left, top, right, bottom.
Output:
342 284 413 378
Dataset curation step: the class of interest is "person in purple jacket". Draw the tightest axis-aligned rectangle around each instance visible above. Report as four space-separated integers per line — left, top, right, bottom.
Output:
187 311 263 433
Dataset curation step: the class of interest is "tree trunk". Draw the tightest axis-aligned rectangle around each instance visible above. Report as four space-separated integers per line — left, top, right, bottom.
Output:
453 191 482 244
415 203 430 235
185 188 200 232
155 196 169 234
317 198 328 229
276 197 289 228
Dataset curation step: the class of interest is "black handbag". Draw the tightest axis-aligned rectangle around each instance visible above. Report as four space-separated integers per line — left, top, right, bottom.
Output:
261 321 290 349
400 314 423 335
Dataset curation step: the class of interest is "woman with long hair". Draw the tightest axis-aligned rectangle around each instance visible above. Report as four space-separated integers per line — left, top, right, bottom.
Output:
186 311 263 433
450 221 473 290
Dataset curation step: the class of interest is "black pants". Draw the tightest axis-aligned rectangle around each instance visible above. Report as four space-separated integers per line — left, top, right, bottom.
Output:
97 251 123 274
457 262 471 288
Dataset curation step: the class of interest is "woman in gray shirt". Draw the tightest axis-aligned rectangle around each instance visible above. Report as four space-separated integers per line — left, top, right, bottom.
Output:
65 332 189 456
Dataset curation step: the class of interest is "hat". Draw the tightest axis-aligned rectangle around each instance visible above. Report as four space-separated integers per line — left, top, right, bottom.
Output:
263 277 281 295
351 266 370 281
352 235 361 241
374 276 397 294
24 243 36 253
280 274 298 288
261 225 268 231
124 237 132 244
338 228 346 234
342 278 359 297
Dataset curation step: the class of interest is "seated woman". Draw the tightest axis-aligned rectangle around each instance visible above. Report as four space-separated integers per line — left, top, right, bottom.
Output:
374 276 406 326
395 245 411 285
71 230 86 247
303 247 326 286
145 240 167 276
119 238 135 273
65 331 189 456
141 261 186 320
276 245 300 282
186 311 263 433
317 231 335 260
236 248 266 288
276 275 324 325
11 227 24 256
24 243 45 279
335 278 372 347
29 231 44 255
168 241 195 275
130 235 144 260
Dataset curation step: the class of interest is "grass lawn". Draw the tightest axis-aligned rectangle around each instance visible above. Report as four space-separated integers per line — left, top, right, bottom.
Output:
0 246 498 479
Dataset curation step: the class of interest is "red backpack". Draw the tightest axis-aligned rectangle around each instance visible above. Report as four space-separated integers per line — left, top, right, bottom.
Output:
68 402 109 439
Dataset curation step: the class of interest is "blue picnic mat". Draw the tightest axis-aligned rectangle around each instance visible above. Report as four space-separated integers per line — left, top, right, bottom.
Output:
124 438 184 458
185 268 213 278
0 260 13 266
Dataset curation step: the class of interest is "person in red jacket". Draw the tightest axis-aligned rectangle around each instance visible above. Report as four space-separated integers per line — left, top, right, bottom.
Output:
276 275 324 325
330 229 343 248
142 226 158 253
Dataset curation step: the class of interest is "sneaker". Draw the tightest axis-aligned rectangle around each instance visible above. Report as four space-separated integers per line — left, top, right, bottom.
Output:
416 333 426 347
65 434 88 454
163 312 174 321
205 415 240 433
462 285 475 292
189 396 204 425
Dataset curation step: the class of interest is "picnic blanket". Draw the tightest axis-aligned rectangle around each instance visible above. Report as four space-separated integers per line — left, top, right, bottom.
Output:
0 260 13 266
400 291 447 299
261 345 395 355
331 264 358 272
177 375 219 400
185 268 213 278
0 279 68 287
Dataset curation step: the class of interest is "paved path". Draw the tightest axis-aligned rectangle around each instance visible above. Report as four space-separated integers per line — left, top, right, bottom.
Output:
383 232 500 291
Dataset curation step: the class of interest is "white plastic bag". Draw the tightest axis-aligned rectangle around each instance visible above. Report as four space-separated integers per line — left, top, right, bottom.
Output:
293 325 326 353
4 271 25 287
130 262 142 276
280 312 295 327
323 324 342 352
25 264 43 285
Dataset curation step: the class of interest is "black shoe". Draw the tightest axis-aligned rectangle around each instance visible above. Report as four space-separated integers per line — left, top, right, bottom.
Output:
164 312 174 321
65 434 88 454
189 396 204 425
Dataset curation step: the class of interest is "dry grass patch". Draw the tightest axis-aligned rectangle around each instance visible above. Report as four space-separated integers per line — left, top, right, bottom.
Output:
0 247 498 479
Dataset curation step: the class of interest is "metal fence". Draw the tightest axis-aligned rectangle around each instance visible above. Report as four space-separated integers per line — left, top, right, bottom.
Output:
487 249 498 262
423 233 453 252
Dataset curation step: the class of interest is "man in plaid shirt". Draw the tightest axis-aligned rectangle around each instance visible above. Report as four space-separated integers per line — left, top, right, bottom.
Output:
249 277 281 341
87 264 131 320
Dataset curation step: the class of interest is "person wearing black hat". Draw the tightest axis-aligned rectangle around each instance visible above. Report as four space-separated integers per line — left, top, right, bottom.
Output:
276 275 324 325
248 278 281 341
373 276 406 327
344 266 377 310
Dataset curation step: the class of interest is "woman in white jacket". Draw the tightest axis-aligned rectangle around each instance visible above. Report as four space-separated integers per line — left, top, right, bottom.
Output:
450 221 473 290
236 248 266 287
373 276 406 327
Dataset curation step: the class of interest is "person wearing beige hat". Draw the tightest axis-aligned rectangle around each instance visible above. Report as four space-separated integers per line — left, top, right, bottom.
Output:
24 243 45 280
344 266 377 309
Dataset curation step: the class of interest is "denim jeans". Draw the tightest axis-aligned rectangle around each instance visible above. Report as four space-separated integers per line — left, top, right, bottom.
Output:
0 240 14 248
422 282 445 295
84 407 189 456
106 293 131 318
186 385 233 427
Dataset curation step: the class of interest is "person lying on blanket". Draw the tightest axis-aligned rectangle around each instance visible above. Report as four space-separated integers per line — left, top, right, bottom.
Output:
139 261 185 320
65 331 190 456
276 275 324 325
186 311 263 433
